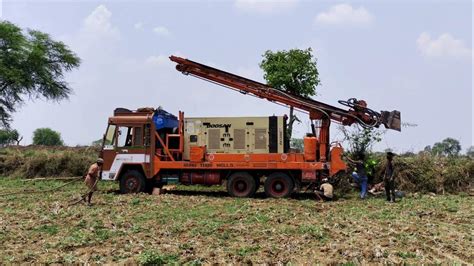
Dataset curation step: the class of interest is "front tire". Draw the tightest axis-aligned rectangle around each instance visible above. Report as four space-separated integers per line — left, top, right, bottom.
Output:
120 170 146 194
264 172 294 198
227 172 256 198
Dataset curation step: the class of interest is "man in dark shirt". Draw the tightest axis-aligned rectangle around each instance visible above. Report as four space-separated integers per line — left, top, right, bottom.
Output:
384 152 396 202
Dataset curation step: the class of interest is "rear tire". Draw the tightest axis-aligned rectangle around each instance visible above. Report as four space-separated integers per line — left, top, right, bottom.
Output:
264 172 294 198
227 172 256 198
120 170 146 194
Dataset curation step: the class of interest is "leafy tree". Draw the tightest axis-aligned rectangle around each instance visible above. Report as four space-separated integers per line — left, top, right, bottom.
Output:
431 138 461 157
0 128 22 146
0 21 80 126
32 128 63 146
423 145 432 153
0 129 11 145
340 125 384 159
260 48 320 140
290 138 304 151
465 146 474 158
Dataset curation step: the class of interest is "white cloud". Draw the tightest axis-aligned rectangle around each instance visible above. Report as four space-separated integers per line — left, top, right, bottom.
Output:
314 4 373 26
134 22 144 31
146 52 186 67
416 32 471 58
62 4 121 59
60 5 120 60
153 26 170 36
234 0 298 14
145 55 170 67
82 5 119 39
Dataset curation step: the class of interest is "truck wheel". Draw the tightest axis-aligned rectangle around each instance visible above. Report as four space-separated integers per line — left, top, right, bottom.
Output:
264 172 294 198
227 172 256 198
120 170 146 194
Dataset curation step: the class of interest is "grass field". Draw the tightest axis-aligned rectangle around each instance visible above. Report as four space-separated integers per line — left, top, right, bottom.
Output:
0 178 472 264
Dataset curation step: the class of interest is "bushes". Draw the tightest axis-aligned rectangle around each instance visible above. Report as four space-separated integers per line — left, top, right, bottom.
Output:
0 146 98 178
372 153 473 193
336 152 472 194
0 146 472 193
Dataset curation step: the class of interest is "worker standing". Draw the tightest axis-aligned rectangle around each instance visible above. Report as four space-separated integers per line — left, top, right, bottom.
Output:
384 152 396 202
83 158 103 206
314 178 334 201
347 155 368 199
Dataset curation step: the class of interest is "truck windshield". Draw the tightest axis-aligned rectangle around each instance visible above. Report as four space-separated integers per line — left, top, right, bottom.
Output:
104 124 116 146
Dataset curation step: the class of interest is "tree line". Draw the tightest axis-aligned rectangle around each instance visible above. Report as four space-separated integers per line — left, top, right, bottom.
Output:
0 127 63 146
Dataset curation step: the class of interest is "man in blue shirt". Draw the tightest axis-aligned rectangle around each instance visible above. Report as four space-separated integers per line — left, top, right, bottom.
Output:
347 155 368 199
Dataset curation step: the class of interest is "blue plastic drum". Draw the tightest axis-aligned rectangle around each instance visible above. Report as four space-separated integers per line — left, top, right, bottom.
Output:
153 109 178 130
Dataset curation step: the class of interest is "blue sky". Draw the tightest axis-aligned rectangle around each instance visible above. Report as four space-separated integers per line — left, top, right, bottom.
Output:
2 0 473 153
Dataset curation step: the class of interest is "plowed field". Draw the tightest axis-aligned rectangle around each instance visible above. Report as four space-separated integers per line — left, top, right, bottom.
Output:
0 178 472 264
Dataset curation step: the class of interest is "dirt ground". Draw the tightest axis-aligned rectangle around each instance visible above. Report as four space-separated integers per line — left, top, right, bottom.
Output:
0 178 472 264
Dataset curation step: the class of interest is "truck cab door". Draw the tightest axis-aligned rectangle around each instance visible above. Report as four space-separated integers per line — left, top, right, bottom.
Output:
101 124 117 180
101 124 149 180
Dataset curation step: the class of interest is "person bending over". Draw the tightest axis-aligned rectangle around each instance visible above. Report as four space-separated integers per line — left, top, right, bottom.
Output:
83 158 103 206
315 178 334 201
347 155 368 199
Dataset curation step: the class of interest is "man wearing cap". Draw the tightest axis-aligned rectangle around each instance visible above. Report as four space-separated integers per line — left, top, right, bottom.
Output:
384 152 396 202
83 158 104 205
315 178 334 201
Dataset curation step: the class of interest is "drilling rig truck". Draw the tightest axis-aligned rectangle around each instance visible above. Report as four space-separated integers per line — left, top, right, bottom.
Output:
99 56 401 198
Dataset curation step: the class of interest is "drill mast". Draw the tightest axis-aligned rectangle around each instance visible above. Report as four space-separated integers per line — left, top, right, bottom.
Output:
169 55 400 161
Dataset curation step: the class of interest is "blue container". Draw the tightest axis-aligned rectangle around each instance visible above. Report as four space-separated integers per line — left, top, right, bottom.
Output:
395 191 405 198
153 109 178 130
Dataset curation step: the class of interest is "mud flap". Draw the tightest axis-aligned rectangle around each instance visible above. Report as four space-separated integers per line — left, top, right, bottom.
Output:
380 110 401 131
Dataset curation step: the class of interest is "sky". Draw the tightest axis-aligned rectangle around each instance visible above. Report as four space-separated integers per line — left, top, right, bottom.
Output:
2 0 473 153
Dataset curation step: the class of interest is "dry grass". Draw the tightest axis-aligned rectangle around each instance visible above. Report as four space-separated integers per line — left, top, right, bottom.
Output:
369 153 474 193
1 146 472 194
0 146 98 178
0 178 472 264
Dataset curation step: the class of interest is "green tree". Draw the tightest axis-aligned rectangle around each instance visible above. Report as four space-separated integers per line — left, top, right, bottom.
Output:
32 128 63 146
340 125 384 159
0 21 80 126
0 128 22 146
465 146 474 158
423 145 432 153
290 138 304 151
431 138 461 157
260 48 320 140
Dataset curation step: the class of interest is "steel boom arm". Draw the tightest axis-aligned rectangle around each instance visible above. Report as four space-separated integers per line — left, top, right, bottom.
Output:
169 55 400 131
